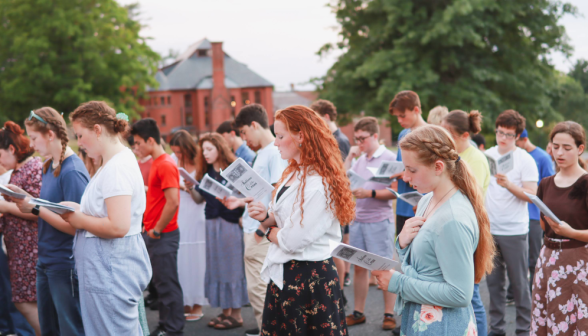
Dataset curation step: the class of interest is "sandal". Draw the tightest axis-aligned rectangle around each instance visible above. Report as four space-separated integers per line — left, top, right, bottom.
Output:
207 314 227 327
214 316 243 330
186 313 204 322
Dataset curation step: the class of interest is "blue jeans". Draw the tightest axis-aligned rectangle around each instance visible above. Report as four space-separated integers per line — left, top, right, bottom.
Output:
0 234 34 336
471 284 487 336
36 262 85 335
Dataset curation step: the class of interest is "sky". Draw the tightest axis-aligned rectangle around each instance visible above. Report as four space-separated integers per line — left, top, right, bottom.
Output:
118 0 588 92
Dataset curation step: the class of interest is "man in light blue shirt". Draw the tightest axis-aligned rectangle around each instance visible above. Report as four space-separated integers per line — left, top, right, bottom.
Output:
223 104 288 336
217 121 256 166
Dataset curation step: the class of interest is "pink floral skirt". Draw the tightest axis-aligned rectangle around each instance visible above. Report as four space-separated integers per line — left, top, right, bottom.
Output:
400 302 477 335
531 244 588 335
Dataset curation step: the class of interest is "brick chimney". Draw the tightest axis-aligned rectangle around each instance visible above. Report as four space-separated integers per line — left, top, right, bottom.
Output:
210 42 231 130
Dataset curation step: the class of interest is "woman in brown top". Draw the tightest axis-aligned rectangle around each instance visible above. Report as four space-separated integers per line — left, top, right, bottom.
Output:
531 121 588 336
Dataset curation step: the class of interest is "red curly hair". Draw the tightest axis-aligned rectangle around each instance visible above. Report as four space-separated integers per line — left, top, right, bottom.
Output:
274 105 355 225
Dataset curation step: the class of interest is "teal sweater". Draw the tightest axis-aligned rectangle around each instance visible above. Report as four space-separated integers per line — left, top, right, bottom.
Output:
388 191 479 314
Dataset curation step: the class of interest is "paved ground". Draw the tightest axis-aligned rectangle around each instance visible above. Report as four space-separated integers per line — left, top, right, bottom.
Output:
146 273 517 335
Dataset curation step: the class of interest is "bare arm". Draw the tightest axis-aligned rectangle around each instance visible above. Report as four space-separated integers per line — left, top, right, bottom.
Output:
0 201 38 222
60 196 132 239
506 180 537 203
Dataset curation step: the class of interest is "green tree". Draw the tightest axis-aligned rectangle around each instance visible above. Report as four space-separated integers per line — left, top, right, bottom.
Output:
0 0 160 122
317 0 576 137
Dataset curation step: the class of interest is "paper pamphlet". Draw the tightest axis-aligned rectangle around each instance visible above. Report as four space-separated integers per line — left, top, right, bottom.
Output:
369 161 405 178
347 170 366 190
28 198 75 215
524 192 561 225
386 188 423 207
330 240 400 271
178 167 199 187
486 151 514 175
0 185 26 200
368 176 396 185
220 158 274 201
199 174 232 199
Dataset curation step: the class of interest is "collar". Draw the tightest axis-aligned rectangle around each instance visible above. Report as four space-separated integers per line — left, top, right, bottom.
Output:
367 145 386 160
235 143 248 155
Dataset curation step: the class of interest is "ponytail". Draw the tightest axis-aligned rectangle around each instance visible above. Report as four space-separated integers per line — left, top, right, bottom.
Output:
444 110 483 136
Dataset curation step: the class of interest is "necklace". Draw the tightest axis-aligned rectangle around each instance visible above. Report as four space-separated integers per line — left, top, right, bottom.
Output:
423 186 456 219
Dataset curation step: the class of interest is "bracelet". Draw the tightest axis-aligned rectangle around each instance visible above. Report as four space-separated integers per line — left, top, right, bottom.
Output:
266 227 273 242
260 211 270 223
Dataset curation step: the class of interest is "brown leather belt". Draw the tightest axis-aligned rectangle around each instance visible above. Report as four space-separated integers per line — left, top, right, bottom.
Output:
544 237 586 250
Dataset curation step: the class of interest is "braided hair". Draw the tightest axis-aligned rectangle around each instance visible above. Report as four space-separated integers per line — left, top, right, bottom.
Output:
25 107 69 177
399 125 495 283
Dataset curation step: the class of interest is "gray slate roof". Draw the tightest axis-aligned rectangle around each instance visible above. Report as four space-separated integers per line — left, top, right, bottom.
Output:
151 38 273 92
272 91 313 111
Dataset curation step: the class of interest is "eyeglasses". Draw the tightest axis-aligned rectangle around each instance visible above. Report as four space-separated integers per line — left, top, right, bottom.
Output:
28 110 47 124
354 135 373 144
495 130 517 139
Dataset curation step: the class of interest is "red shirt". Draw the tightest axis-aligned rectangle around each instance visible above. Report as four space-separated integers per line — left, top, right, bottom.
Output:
138 156 153 186
144 154 179 233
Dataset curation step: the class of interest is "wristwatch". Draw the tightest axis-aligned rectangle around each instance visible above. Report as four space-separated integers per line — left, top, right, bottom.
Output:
152 230 161 238
32 205 40 216
255 229 265 238
371 190 376 198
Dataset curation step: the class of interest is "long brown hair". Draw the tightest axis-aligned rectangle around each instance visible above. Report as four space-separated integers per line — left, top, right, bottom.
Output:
25 107 70 177
400 125 495 283
169 130 200 168
274 105 355 226
0 121 35 163
196 133 236 181
550 121 586 169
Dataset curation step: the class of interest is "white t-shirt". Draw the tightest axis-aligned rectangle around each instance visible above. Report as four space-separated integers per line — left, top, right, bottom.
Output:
485 146 539 235
242 142 288 233
81 147 146 238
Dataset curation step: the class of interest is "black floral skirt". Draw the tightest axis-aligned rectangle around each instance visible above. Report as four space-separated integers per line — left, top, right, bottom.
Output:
261 258 348 336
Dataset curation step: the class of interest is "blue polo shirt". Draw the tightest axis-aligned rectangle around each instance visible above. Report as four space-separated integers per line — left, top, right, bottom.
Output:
528 147 555 221
396 128 416 218
38 155 90 270
235 143 255 166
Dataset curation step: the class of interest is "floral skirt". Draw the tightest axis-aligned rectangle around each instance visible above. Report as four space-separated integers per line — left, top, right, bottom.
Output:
531 244 588 336
400 302 477 336
261 258 347 336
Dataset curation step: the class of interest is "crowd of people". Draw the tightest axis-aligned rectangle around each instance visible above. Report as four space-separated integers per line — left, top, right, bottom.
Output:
0 89 586 336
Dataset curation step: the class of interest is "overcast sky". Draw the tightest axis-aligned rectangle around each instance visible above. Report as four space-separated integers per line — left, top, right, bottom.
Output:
118 0 588 91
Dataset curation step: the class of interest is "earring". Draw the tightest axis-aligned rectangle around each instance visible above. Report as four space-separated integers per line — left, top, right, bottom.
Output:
299 144 302 147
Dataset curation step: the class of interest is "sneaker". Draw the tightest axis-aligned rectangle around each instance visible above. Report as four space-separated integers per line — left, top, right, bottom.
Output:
345 311 366 326
383 314 396 330
344 272 351 286
245 328 260 336
505 297 515 306
150 327 167 336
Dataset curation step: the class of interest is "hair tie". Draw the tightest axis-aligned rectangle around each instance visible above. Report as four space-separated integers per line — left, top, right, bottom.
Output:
456 156 461 164
116 112 129 122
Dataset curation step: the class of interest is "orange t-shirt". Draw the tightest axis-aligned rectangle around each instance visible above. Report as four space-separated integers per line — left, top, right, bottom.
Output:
144 154 179 233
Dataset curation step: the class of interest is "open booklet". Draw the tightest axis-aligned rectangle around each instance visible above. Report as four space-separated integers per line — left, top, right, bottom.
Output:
28 198 75 215
330 240 400 272
220 158 274 201
178 167 199 187
347 169 396 189
367 160 405 178
199 174 232 199
524 192 561 225
486 151 514 175
387 188 423 207
0 185 27 200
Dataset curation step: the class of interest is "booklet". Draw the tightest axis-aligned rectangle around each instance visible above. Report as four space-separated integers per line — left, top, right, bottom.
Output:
178 167 199 187
368 161 405 178
199 174 232 199
524 192 561 225
28 198 75 215
486 151 514 175
0 185 27 200
368 176 396 185
329 240 400 271
386 188 423 207
347 170 366 190
220 158 274 201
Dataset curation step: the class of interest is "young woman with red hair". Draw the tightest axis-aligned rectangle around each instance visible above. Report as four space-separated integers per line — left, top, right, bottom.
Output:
247 105 355 335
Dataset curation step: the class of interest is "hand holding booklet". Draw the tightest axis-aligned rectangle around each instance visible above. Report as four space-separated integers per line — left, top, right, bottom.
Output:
368 160 405 178
199 174 232 199
178 167 199 187
220 158 274 201
28 198 75 215
0 185 27 200
524 192 561 225
330 240 400 272
486 151 514 176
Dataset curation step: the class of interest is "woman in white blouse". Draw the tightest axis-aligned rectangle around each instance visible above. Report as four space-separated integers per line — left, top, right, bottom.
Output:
248 105 355 335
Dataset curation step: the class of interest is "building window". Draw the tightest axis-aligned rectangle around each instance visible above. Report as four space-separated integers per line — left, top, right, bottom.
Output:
204 96 210 127
161 115 166 126
160 97 165 105
254 91 261 104
167 96 171 105
184 94 192 107
242 92 250 105
197 49 208 57
185 113 193 125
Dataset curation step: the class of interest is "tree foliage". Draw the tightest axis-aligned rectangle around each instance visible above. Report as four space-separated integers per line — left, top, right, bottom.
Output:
317 0 577 137
0 0 160 122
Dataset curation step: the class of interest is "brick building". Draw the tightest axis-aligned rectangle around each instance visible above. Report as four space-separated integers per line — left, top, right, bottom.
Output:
141 38 274 137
